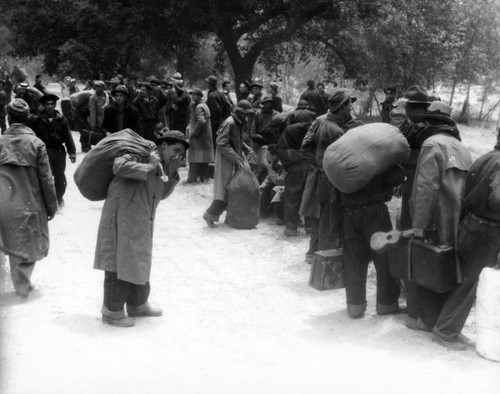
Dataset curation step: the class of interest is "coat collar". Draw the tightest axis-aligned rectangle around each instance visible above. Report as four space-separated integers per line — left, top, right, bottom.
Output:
5 123 36 136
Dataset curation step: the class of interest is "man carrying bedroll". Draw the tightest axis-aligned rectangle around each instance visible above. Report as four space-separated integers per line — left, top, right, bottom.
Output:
94 130 188 327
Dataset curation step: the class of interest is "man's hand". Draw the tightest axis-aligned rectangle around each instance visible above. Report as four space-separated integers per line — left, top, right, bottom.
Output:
69 154 76 163
168 154 182 178
413 228 424 238
47 212 55 221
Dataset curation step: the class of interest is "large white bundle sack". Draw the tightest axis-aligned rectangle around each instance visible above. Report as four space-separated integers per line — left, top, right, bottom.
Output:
323 122 410 193
476 267 500 362
69 90 93 108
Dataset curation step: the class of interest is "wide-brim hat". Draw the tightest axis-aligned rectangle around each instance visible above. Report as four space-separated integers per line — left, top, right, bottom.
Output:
155 130 190 149
111 85 129 96
261 95 273 104
271 113 287 126
18 82 29 89
384 85 397 94
93 80 105 88
296 99 309 109
189 88 203 97
205 75 218 85
149 77 160 85
39 93 60 104
161 79 173 88
428 101 452 116
404 85 430 105
328 88 356 112
138 81 152 89
251 81 263 88
235 100 254 114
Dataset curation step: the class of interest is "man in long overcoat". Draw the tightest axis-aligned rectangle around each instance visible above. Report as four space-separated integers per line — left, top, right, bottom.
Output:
406 101 472 332
94 131 188 327
186 88 214 183
0 99 58 297
203 100 254 227
300 89 363 263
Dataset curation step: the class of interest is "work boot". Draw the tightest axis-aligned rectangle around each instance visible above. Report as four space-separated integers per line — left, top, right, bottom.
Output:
101 306 134 327
376 301 401 315
347 303 367 319
203 212 217 228
127 302 163 317
405 317 432 332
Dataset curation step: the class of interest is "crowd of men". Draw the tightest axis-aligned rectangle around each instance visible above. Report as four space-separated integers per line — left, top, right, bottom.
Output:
0 70 499 352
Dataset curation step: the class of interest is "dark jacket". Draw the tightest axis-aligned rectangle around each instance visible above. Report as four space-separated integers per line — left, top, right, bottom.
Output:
462 149 500 224
170 87 191 132
27 110 76 154
288 108 316 125
102 102 140 134
299 88 328 117
277 122 311 169
272 96 283 113
207 88 231 126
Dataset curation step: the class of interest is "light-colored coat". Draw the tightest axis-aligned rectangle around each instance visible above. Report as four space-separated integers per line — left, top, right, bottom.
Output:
410 132 473 246
187 102 214 163
93 154 178 285
213 114 251 201
0 124 58 260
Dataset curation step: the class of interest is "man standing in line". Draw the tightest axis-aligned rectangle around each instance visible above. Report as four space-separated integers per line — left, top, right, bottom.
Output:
0 99 58 297
277 121 313 236
381 85 397 123
27 94 77 206
169 77 191 134
404 102 472 332
251 96 279 145
205 75 231 147
238 80 253 102
94 130 188 327
88 80 108 134
301 89 363 263
269 82 283 113
299 80 328 117
34 74 47 95
185 88 214 183
203 100 254 228
222 80 235 109
101 85 140 135
134 82 162 142
433 130 500 350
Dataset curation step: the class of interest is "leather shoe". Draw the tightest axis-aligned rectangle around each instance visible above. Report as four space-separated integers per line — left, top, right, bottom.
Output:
127 303 163 317
203 212 217 228
102 314 135 327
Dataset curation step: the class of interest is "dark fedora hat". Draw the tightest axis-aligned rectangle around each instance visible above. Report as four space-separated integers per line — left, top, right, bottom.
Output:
251 80 263 88
189 88 203 97
111 85 129 96
155 130 190 149
296 99 309 109
39 93 60 104
205 75 218 85
149 77 161 85
403 85 430 105
235 100 254 114
261 95 273 104
328 88 357 112
384 85 397 94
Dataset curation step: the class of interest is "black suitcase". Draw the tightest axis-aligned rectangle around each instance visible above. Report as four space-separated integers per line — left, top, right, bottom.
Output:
409 239 458 293
309 249 344 291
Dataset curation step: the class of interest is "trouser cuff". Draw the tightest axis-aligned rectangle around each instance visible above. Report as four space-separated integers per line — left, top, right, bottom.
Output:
127 302 149 313
376 301 400 315
101 305 125 319
433 326 458 342
347 303 367 318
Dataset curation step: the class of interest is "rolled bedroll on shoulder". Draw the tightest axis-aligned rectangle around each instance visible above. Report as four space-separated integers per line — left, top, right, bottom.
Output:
323 122 410 193
73 128 156 201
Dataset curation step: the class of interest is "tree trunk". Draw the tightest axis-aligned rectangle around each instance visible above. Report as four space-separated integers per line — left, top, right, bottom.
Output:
479 80 490 121
362 87 375 115
458 80 472 125
231 56 257 101
449 77 457 106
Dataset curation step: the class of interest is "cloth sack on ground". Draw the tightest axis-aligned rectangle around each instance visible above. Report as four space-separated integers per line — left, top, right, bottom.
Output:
69 90 93 109
475 266 500 362
74 128 156 201
323 122 410 193
226 165 260 229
